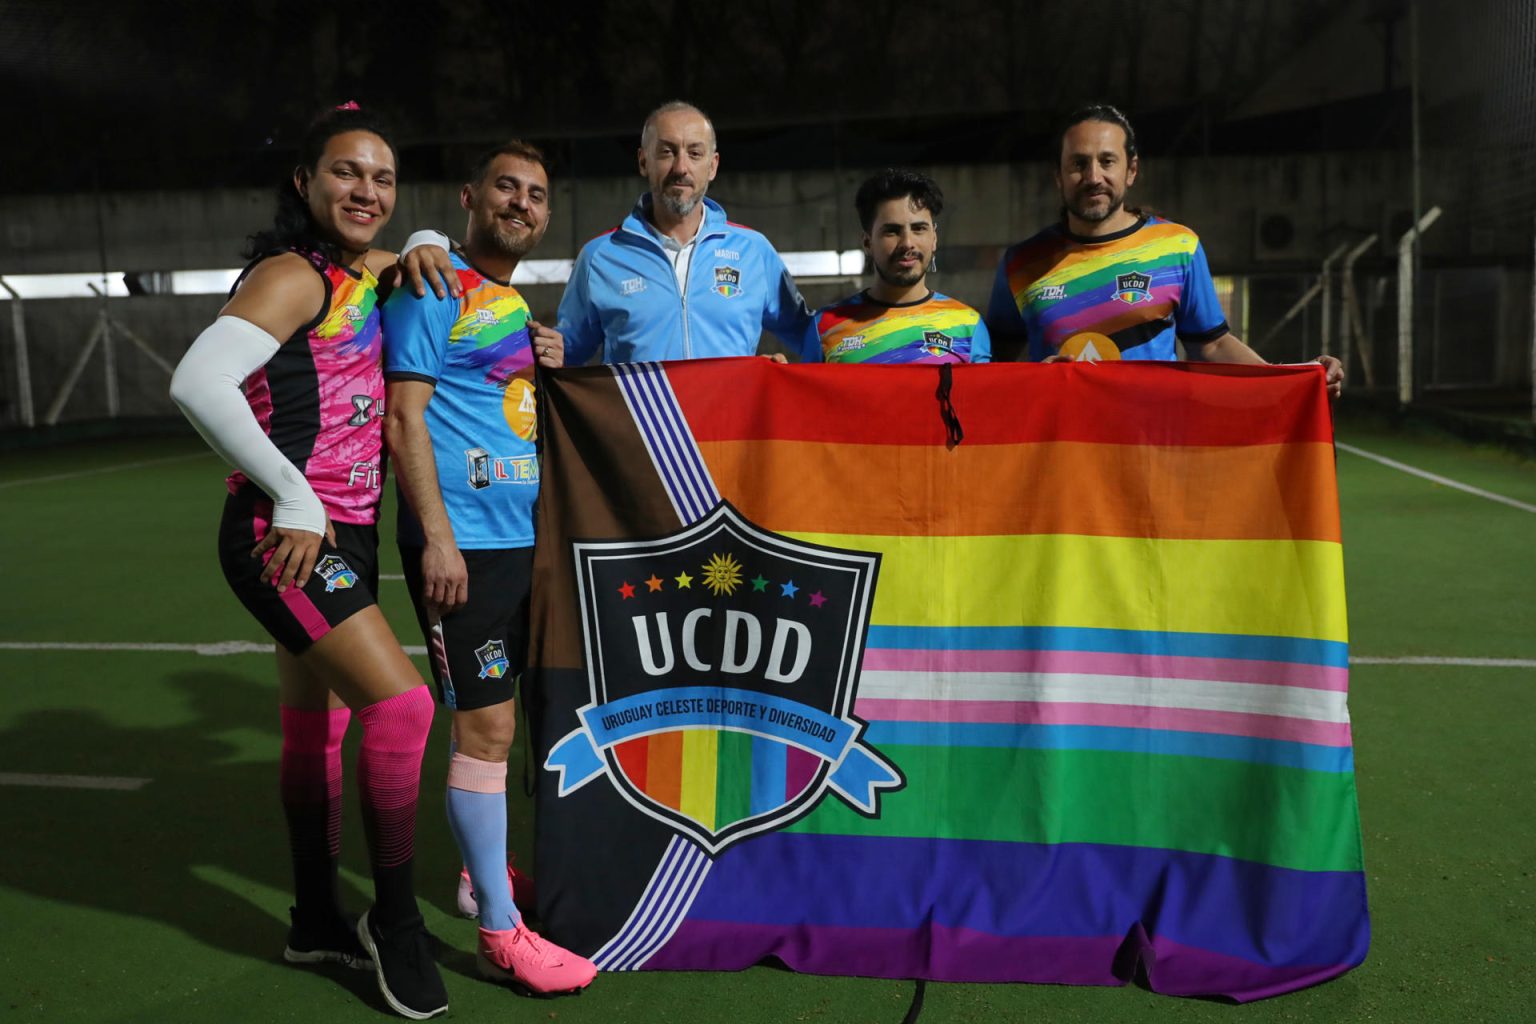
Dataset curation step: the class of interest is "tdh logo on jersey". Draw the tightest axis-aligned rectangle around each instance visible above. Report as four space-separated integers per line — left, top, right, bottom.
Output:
713 265 742 298
476 639 510 680
1114 272 1152 305
829 334 866 358
314 555 358 592
546 502 901 855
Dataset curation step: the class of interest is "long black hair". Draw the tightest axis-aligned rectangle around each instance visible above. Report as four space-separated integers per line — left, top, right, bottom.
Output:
1051 103 1138 166
244 103 398 263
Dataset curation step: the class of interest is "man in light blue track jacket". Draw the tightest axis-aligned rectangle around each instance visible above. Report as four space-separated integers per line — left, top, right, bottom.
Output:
557 101 816 365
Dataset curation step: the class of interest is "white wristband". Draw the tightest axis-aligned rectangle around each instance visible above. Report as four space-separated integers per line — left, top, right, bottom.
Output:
400 229 451 257
169 316 327 535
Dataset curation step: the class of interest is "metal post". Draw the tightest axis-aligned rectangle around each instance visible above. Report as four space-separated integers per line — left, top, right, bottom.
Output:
1398 206 1442 405
101 310 119 418
1320 243 1349 357
0 277 35 427
109 319 177 376
1340 235 1378 388
44 315 107 426
1257 278 1324 352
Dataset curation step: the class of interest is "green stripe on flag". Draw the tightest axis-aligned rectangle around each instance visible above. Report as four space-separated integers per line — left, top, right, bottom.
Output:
714 729 755 830
788 745 1363 873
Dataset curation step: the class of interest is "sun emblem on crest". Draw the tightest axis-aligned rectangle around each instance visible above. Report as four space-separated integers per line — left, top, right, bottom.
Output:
699 551 745 596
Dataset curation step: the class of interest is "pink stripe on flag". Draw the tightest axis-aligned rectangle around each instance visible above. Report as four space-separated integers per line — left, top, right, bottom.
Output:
784 746 820 802
860 648 1348 692
853 697 1354 747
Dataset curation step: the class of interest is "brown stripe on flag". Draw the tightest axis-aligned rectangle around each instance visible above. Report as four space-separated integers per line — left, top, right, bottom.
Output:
530 366 690 670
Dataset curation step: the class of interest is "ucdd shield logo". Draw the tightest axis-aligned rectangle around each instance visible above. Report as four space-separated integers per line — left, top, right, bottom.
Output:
545 502 902 854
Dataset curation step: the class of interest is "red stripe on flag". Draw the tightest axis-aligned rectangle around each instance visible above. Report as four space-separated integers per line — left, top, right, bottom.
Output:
663 359 1335 448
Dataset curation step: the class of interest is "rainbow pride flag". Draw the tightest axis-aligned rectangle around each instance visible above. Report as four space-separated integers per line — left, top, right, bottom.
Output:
529 358 1367 1001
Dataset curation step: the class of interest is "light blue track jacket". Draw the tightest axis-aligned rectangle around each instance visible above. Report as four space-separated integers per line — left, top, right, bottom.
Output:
557 196 815 364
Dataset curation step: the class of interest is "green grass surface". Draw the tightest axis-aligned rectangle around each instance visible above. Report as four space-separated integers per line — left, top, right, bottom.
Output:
1 425 1533 1023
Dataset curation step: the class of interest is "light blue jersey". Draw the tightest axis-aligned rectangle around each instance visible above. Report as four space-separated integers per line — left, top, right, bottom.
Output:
382 252 540 549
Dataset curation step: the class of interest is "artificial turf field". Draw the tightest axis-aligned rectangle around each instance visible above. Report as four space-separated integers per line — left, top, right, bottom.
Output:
0 418 1532 1024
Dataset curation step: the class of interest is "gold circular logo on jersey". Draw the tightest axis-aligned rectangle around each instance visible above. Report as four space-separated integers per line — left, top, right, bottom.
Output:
1058 332 1121 362
503 378 538 441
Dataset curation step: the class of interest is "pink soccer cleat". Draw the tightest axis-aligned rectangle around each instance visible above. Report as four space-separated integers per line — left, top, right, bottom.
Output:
457 860 537 919
476 922 596 996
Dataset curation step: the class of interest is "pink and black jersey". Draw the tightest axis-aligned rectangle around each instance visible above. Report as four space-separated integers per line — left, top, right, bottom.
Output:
227 249 385 525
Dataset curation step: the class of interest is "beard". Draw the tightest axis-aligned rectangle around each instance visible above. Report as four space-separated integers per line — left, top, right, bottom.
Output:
873 255 926 288
479 212 542 259
657 179 705 218
1066 186 1124 224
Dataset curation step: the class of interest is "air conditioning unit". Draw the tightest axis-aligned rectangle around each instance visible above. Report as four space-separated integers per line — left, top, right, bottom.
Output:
1252 207 1308 262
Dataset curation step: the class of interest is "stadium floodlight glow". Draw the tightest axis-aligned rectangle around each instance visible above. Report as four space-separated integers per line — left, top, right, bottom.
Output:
511 258 576 285
168 270 243 295
0 272 130 300
781 250 865 278
0 249 868 300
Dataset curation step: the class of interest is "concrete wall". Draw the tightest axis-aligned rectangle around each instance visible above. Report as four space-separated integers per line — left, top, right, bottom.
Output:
3 149 1528 426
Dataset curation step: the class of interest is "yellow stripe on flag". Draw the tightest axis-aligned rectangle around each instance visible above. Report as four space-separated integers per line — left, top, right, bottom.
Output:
678 728 720 829
789 533 1348 643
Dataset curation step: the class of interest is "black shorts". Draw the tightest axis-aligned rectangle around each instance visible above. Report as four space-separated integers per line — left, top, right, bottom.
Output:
398 545 533 712
218 485 380 655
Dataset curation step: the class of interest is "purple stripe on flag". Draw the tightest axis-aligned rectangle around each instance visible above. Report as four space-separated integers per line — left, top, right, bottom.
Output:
854 697 1354 747
860 648 1349 692
646 832 1368 980
642 920 1360 1001
644 921 1126 985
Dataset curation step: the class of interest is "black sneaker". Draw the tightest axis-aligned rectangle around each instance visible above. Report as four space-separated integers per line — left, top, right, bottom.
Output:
283 906 373 970
356 910 449 1020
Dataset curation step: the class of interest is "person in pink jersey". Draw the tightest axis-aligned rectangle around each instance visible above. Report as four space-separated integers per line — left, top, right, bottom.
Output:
170 104 447 1021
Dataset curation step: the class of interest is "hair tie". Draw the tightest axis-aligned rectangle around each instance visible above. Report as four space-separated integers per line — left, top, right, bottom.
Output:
335 100 361 111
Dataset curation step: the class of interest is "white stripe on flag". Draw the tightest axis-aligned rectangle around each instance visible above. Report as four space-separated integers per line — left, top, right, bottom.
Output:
857 670 1352 724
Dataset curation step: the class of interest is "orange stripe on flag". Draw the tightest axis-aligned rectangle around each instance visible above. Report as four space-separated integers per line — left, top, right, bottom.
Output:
696 439 1340 542
645 730 684 811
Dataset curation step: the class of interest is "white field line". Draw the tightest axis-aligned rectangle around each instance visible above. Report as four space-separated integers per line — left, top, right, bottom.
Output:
0 640 1527 668
0 640 428 657
0 451 213 489
0 772 150 790
1337 442 1536 514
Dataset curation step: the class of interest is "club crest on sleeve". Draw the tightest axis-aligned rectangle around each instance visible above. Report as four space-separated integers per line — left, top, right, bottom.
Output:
545 502 903 856
314 555 358 593
1114 272 1152 305
713 265 742 298
476 639 510 680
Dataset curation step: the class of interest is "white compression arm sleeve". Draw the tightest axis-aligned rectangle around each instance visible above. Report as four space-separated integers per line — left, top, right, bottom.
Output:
169 315 326 535
400 229 451 256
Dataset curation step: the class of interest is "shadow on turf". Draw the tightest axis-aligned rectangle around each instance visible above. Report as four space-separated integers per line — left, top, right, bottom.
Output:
0 669 402 1008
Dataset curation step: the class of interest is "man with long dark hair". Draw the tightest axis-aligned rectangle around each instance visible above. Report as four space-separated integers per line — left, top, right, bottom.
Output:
987 104 1343 396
